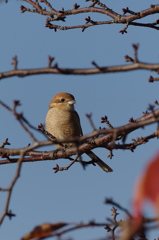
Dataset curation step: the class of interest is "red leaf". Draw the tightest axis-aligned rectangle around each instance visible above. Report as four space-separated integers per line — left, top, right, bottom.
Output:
133 151 159 224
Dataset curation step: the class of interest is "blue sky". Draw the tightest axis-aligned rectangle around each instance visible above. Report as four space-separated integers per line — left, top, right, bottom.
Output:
0 1 159 239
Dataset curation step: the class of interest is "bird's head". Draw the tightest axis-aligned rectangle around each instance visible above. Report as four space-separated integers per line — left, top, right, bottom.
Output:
49 92 76 111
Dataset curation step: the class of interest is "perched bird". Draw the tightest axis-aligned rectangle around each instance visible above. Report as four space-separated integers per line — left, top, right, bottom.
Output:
45 92 113 172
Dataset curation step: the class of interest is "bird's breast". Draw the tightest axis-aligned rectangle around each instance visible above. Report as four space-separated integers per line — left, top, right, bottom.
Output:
45 108 81 140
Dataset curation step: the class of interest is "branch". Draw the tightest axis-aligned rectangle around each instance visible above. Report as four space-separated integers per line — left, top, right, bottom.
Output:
1 44 159 80
20 200 159 240
1 61 159 80
1 107 159 165
20 1 159 32
0 151 25 224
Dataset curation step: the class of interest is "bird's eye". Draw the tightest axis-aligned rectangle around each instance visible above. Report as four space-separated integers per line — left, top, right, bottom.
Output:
60 98 65 102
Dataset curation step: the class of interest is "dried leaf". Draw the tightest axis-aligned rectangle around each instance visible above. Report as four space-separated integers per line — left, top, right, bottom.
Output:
21 222 67 240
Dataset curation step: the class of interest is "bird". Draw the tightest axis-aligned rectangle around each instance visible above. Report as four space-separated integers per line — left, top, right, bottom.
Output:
45 92 113 172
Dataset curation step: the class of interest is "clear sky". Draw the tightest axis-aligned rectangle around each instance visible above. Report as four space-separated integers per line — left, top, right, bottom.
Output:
0 0 159 239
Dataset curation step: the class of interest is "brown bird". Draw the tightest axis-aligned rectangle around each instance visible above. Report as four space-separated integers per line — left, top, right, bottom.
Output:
45 92 113 172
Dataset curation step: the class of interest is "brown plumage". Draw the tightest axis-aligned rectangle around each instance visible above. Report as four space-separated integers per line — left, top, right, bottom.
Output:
45 92 113 172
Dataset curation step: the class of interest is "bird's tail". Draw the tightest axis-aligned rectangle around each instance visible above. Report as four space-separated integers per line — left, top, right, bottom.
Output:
86 150 113 172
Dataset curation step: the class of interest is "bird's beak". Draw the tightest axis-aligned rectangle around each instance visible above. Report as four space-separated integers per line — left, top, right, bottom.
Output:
68 100 76 105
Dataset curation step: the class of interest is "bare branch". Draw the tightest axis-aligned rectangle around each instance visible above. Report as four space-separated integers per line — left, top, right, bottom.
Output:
0 151 25 224
53 154 81 173
0 100 39 142
1 61 159 80
0 108 159 165
0 138 10 148
21 1 159 32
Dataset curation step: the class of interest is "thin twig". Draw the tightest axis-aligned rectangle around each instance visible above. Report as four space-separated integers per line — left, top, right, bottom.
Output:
0 151 25 224
53 154 80 173
0 100 37 142
105 198 132 218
